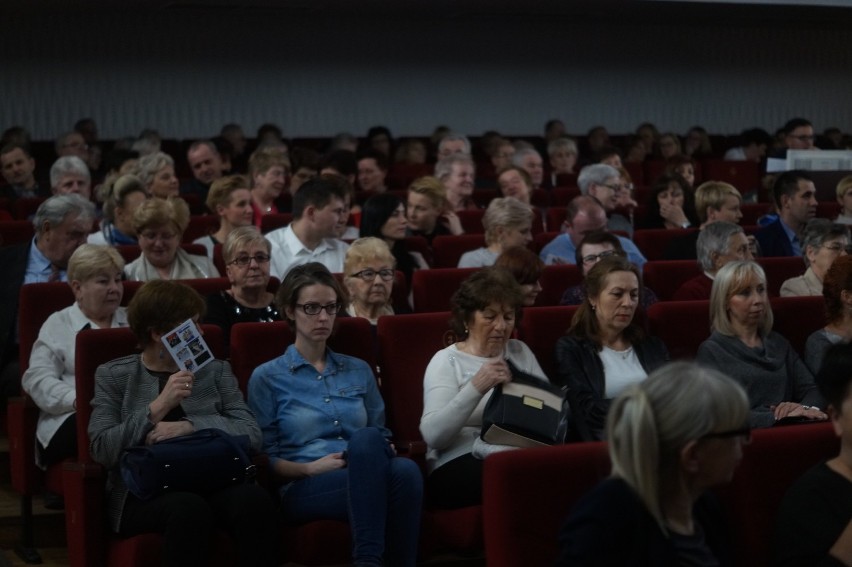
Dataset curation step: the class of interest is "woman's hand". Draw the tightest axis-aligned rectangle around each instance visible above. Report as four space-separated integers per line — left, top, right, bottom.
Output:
772 402 828 421
148 370 194 424
659 202 689 227
471 360 512 395
305 452 347 476
442 211 464 235
145 420 194 445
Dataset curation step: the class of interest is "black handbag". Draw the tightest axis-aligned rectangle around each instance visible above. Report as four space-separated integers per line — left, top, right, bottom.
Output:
481 360 569 448
120 428 256 500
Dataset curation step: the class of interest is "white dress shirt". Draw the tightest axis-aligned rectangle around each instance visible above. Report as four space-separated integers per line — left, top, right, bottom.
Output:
267 224 350 279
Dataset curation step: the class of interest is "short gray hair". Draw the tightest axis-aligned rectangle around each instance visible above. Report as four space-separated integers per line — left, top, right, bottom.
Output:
434 154 474 180
483 197 533 246
50 156 90 189
133 151 175 188
801 218 848 268
547 137 578 157
32 194 96 235
222 226 271 264
511 147 542 168
438 132 471 155
577 163 619 194
696 221 744 272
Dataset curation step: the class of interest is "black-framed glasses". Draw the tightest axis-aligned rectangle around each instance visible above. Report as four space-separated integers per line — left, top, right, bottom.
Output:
598 183 621 192
581 249 621 265
229 253 271 267
350 268 394 282
296 302 340 316
821 243 852 254
700 426 751 444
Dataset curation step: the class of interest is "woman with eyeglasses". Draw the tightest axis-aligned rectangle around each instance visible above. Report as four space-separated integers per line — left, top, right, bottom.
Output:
555 255 669 441
560 231 658 309
124 197 219 281
343 237 401 326
780 219 849 297
696 261 827 428
558 362 750 566
203 227 279 349
248 262 422 567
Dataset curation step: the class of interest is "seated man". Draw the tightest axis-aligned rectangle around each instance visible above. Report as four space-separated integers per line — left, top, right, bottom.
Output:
755 170 817 257
769 117 817 159
436 132 471 160
1 143 48 200
267 175 349 279
724 127 772 162
672 222 752 301
539 195 646 269
577 163 632 236
50 156 91 200
435 154 477 212
356 149 389 194
512 147 545 190
181 139 225 199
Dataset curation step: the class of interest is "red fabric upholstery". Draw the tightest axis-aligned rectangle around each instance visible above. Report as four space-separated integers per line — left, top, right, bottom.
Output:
182 214 218 243
114 243 209 264
545 206 567 232
757 256 805 298
517 306 576 381
472 189 498 207
259 212 293 234
411 268 478 312
646 300 711 360
770 296 826 356
13 197 45 220
432 235 486 268
387 163 432 190
633 228 699 261
533 231 560 254
739 203 771 225
537 264 583 307
456 209 486 234
701 159 761 194
642 260 703 301
404 235 433 268
483 442 610 567
550 186 581 207
0 219 35 246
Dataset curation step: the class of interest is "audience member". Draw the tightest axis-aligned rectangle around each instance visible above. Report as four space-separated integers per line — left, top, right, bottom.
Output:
420 267 546 508
665 154 696 188
770 117 817 158
266 176 349 279
835 175 852 226
657 133 682 160
544 119 566 143
287 147 320 196
641 173 698 230
558 362 748 565
344 237 398 324
755 170 817 257
320 150 357 186
664 181 745 260
394 139 428 165
635 122 660 155
595 146 623 168
366 125 393 157
435 154 477 212
672 222 752 301
125 198 219 281
804 256 852 374
494 246 544 307
248 147 289 223
540 196 646 269
577 163 633 236
55 131 88 161
406 176 463 243
249 263 422 566
182 140 225 199
555 256 669 440
489 138 515 173
724 128 772 162
360 192 429 281
512 147 545 190
436 132 471 160
50 156 91 199
356 149 389 194
547 138 579 184
457 197 533 268
134 152 179 199
683 126 713 158
195 175 254 258
496 166 533 204
780 219 848 297
585 126 610 159
696 261 826 427
1 143 46 199
88 174 148 246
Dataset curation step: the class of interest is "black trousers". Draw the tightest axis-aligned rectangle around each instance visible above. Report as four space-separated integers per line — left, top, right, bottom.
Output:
426 453 483 509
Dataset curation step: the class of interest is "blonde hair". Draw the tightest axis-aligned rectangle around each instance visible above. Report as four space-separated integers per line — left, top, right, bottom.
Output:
206 174 250 213
249 147 290 181
132 197 190 236
836 175 852 200
344 237 396 276
710 260 773 336
222 226 270 264
407 176 448 210
607 362 749 531
482 197 533 246
694 181 742 223
67 244 125 282
133 152 174 188
100 174 147 223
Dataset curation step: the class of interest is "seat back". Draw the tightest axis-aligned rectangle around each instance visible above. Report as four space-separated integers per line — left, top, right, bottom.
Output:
432 234 487 268
183 214 218 243
456 209 486 234
646 300 711 360
701 159 761 194
633 228 699 261
770 295 826 356
642 260 702 301
259 213 293 234
376 312 453 453
18 282 75 373
517 306 576 381
757 256 805 298
537 264 582 307
411 267 478 312
0 219 35 246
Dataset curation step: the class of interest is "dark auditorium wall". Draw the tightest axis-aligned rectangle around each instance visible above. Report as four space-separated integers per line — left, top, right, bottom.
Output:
1 5 851 140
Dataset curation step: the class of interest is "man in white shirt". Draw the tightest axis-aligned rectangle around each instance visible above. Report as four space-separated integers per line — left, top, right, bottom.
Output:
267 176 349 279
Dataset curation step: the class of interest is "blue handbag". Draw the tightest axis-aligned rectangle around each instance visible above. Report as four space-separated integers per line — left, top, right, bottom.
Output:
120 428 255 500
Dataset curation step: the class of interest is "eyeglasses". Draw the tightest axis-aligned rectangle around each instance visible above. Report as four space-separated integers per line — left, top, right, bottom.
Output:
229 253 271 267
295 302 340 316
597 183 622 192
581 249 621 265
822 243 852 254
700 426 752 444
350 268 394 282
139 231 177 242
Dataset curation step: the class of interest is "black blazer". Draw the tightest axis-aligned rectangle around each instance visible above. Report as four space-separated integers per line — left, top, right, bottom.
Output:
0 241 31 368
755 218 796 258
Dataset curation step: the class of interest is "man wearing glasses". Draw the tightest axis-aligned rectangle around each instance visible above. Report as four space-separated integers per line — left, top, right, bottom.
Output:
577 163 634 237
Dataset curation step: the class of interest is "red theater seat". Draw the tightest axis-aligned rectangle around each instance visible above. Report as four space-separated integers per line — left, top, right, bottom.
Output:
701 159 761 194
642 260 702 301
183 214 218 243
411 268 478 312
758 256 804 298
633 228 699 261
0 219 35 246
537 264 583 307
432 235 486 268
517 306 576 381
646 300 711 360
770 295 825 356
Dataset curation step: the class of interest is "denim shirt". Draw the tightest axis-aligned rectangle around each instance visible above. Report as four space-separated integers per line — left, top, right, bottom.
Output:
248 345 391 467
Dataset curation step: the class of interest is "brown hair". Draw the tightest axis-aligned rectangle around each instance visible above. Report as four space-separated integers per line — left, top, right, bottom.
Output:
823 255 852 325
275 262 349 329
494 246 543 286
127 280 206 347
450 267 524 338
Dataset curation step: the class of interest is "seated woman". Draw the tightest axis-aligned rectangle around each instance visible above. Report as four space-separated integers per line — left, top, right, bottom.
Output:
774 343 852 566
664 154 696 188
560 231 658 309
249 263 422 567
22 244 128 468
344 237 400 325
406 176 463 244
88 280 278 567
684 125 713 158
360 193 428 282
496 166 533 204
664 181 747 261
248 147 289 224
133 151 179 199
203 226 280 347
558 362 749 565
673 222 752 301
641 173 699 230
421 267 548 508
805 255 852 374
780 219 849 297
696 260 827 428
125 197 220 281
834 175 852 225
88 174 148 246
555 256 669 440
494 246 544 307
457 197 533 268
657 133 682 160
194 175 254 259
547 137 579 186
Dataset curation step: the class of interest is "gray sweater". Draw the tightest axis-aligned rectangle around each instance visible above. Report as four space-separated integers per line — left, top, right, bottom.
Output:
696 331 823 428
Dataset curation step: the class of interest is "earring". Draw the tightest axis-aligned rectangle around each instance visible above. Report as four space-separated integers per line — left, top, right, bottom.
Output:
464 325 469 335
591 304 597 311
158 347 165 359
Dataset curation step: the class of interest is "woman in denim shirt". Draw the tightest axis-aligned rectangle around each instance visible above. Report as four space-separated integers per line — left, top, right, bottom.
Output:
248 262 423 567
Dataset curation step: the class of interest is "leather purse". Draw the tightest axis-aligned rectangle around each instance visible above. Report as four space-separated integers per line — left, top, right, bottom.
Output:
120 428 256 500
481 360 569 448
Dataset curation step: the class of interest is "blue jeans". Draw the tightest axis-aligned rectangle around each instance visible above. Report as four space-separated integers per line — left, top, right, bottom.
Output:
281 427 423 566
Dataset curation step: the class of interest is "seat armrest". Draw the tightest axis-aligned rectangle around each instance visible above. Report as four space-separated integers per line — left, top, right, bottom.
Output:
7 396 41 494
63 462 107 567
